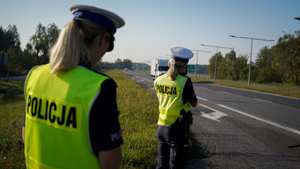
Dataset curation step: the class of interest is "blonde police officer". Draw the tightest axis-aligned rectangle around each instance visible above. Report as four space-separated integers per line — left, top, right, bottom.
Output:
154 47 198 169
22 5 124 169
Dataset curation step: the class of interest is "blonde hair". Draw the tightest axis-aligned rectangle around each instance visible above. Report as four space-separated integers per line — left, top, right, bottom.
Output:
167 58 187 80
50 18 108 75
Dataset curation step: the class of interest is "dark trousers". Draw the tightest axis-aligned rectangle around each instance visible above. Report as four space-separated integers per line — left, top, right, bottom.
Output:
156 121 189 169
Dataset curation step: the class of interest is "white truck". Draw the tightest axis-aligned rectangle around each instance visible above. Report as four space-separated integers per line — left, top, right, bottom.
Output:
151 59 169 80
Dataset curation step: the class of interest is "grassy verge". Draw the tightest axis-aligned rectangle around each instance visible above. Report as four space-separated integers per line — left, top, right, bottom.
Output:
0 70 160 168
213 81 300 99
134 70 150 75
0 80 25 168
109 70 159 168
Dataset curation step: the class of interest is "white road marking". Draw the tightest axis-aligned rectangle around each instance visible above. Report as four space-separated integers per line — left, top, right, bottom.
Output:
197 97 208 101
133 76 152 83
140 77 152 83
218 104 300 136
221 91 232 94
199 104 228 122
201 87 208 89
254 98 272 103
211 83 300 100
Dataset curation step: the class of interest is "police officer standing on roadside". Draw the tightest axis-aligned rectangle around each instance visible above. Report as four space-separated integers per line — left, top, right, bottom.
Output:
154 47 198 169
22 5 125 169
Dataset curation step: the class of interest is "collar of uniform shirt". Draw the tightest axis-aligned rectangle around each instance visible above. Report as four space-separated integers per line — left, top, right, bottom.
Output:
78 59 92 69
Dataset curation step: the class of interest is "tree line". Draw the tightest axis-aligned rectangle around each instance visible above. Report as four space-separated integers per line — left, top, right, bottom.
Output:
0 23 59 76
0 23 132 77
207 30 300 85
95 58 133 71
1 23 299 85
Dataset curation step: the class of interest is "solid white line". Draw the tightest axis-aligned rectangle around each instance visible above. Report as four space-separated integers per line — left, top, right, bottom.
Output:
201 87 208 89
254 98 272 103
211 84 300 100
221 91 232 94
197 97 208 101
218 104 300 136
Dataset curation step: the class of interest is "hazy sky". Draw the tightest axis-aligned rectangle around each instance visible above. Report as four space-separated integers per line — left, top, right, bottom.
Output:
1 0 299 65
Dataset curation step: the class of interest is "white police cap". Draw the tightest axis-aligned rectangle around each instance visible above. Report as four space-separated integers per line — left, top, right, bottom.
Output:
170 47 193 63
70 4 125 35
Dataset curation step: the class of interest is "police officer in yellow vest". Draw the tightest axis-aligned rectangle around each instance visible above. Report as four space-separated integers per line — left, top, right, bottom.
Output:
22 5 125 169
154 47 198 169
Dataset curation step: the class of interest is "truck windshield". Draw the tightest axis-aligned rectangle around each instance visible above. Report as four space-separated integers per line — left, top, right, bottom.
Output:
158 66 169 71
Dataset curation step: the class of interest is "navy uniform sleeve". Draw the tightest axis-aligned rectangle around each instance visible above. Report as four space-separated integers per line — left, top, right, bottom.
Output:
89 79 123 155
182 77 197 104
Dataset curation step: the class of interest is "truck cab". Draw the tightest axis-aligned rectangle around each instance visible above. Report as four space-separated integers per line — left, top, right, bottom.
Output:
151 59 169 80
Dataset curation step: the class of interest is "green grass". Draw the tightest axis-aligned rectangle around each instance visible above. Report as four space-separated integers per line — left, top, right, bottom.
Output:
109 70 159 168
0 81 25 169
0 71 161 168
134 70 150 75
212 81 300 99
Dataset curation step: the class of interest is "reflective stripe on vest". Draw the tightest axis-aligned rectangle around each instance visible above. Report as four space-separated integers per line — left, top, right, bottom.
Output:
24 64 109 169
154 74 191 126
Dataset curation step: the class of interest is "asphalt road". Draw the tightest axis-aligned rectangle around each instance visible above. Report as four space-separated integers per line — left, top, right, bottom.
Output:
123 70 300 169
3 71 300 168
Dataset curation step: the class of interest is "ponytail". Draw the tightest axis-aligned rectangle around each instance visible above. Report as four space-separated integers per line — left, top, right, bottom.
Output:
167 58 186 80
50 18 107 75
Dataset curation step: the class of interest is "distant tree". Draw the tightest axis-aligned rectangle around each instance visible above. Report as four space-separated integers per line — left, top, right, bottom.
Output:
207 52 223 79
114 58 122 69
0 25 21 52
47 24 60 47
255 46 281 83
0 25 23 76
273 30 300 85
30 23 59 64
234 55 248 81
217 50 236 80
101 61 115 70
218 58 226 79
22 43 38 70
24 43 33 54
122 59 132 69
196 65 208 75
224 50 237 80
132 62 150 71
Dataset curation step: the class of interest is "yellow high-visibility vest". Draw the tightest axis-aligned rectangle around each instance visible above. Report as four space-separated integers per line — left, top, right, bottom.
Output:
24 64 109 169
154 73 191 126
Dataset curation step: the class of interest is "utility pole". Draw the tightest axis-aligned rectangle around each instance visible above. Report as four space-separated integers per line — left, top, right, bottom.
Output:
201 44 234 82
7 38 13 82
230 35 274 86
190 49 211 78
